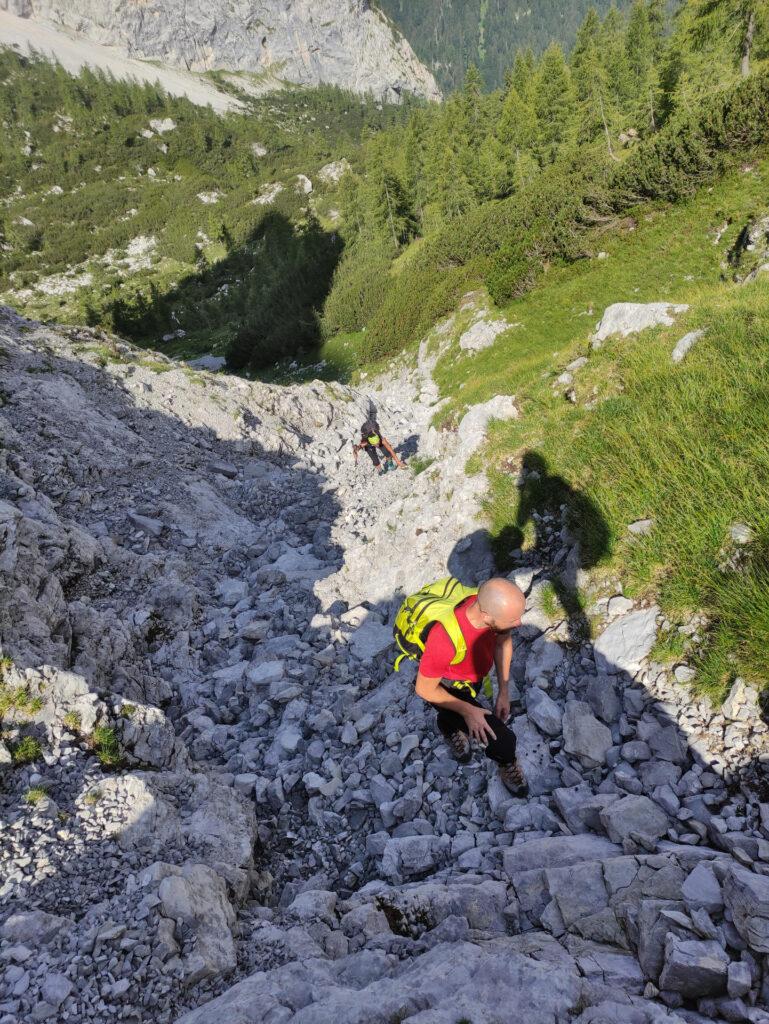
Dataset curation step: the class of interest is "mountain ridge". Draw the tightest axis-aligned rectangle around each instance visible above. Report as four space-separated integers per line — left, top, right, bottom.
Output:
0 0 441 102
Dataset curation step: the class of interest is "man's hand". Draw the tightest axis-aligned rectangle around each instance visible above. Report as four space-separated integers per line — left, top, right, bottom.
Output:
495 691 511 723
463 704 497 745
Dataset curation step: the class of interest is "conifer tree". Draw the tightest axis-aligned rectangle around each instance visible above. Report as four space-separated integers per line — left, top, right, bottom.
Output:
688 0 767 78
626 0 661 131
534 43 577 163
511 48 537 105
600 5 632 110
571 6 620 151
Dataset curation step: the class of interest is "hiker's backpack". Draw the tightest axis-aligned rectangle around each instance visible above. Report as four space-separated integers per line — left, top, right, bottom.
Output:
392 576 478 671
361 419 381 446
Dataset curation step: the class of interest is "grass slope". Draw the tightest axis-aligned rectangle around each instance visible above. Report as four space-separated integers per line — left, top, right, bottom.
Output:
433 159 769 700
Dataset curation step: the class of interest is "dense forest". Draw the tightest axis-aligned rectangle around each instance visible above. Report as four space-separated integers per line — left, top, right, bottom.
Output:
0 59 413 366
321 0 769 367
0 0 767 373
378 0 641 90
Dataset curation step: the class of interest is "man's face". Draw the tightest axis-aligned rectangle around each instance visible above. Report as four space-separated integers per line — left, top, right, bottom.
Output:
482 608 522 633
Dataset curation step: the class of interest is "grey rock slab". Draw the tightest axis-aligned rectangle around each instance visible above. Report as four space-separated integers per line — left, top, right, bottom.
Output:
628 518 654 536
525 635 565 682
586 675 621 724
348 618 393 662
546 860 609 929
681 863 723 916
727 959 752 998
0 911 70 945
599 795 669 845
723 864 769 953
512 715 562 795
503 834 623 878
40 974 71 1009
157 863 236 983
458 318 510 352
592 302 689 345
128 512 163 536
247 660 285 687
526 687 563 736
593 607 659 676
381 835 438 879
287 890 338 926
672 328 706 363
562 702 613 767
658 937 728 998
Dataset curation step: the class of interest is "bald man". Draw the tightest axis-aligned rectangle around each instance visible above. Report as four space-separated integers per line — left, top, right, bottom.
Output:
415 578 528 796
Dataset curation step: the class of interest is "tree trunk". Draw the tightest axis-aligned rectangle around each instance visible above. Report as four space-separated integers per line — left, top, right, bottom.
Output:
383 179 398 248
598 92 620 162
741 8 756 78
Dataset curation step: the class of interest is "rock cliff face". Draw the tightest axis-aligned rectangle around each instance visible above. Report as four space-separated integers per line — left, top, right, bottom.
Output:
1 0 441 102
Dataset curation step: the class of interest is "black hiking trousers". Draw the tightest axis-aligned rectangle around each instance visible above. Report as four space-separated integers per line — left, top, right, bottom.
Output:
432 683 517 765
364 443 388 468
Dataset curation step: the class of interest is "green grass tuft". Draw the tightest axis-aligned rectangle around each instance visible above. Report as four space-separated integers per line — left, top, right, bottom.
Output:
410 456 436 476
24 786 49 805
10 735 43 765
91 726 123 768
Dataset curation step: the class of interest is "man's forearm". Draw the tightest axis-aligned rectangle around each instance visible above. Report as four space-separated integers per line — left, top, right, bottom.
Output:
416 674 468 716
495 636 513 694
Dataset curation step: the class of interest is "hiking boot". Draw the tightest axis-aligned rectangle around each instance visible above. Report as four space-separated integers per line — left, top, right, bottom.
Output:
499 760 528 797
440 726 472 764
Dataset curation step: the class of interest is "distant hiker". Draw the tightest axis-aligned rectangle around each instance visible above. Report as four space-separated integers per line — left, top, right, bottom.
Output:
393 576 528 796
352 419 405 474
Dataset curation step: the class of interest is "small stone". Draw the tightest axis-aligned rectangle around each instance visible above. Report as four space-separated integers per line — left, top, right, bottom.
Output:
40 974 71 1009
727 960 752 998
628 519 654 536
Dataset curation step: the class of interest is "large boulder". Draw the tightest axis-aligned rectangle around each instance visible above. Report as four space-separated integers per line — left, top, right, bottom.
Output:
157 863 237 984
592 303 689 346
562 702 612 767
503 834 622 877
599 795 669 845
593 607 658 676
658 937 729 998
723 864 769 953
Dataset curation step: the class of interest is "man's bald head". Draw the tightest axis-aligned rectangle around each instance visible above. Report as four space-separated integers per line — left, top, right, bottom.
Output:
476 578 525 632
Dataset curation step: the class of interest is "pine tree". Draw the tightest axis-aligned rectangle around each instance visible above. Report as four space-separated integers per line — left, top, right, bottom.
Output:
626 1 661 131
511 48 537 105
534 43 577 163
688 0 767 78
571 7 620 151
600 5 632 110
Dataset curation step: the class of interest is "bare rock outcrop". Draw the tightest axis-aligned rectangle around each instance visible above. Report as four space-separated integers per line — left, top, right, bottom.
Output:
3 0 441 102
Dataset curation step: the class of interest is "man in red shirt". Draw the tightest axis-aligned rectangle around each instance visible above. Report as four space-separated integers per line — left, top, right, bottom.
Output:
415 577 527 796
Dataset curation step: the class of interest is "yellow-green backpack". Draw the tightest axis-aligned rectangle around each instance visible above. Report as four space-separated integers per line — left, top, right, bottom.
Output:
392 576 478 671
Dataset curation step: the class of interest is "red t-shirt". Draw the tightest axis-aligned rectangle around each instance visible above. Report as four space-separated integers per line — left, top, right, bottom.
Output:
419 595 496 682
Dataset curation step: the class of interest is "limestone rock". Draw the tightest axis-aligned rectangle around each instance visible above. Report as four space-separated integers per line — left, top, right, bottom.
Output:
672 328 706 363
562 702 612 767
658 937 729 998
592 303 689 347
723 864 769 953
458 318 509 353
13 0 441 103
157 863 237 983
593 607 659 676
599 795 669 845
